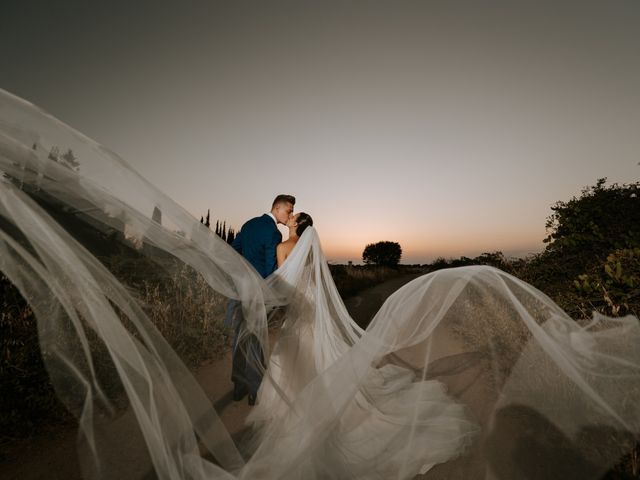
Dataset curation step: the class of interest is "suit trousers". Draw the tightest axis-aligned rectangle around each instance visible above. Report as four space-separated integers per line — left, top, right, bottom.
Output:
225 300 263 396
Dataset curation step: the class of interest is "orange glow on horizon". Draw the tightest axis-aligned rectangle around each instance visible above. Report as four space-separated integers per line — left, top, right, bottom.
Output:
317 227 546 264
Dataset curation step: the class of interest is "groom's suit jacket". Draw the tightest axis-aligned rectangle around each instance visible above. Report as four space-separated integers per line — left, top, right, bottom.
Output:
231 214 282 278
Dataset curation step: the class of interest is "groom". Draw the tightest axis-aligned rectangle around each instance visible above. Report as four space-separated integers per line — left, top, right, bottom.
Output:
227 194 295 405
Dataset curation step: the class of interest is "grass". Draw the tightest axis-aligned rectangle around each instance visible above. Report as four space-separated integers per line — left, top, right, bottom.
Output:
0 258 230 446
136 262 230 366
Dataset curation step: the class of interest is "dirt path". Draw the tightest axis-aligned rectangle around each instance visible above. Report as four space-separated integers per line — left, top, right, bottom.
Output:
0 273 422 480
343 272 424 326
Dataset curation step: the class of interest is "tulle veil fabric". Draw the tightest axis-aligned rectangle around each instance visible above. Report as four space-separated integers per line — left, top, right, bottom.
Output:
1 88 639 479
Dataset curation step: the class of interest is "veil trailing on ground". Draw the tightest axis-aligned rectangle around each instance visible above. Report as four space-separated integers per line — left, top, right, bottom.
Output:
1 88 639 479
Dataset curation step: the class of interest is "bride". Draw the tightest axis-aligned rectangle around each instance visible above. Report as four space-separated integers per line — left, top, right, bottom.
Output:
246 213 478 477
1 88 639 479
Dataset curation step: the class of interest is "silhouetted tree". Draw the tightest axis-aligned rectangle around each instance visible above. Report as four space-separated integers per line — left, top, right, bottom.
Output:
362 241 402 267
199 211 237 242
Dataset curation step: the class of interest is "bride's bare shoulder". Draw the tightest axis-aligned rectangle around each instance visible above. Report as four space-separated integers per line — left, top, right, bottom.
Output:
278 239 294 253
277 239 295 267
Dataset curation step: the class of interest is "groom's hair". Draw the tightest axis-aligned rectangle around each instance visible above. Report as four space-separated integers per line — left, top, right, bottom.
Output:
272 194 296 208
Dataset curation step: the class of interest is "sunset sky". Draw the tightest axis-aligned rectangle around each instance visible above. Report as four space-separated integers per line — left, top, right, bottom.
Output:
2 1 639 263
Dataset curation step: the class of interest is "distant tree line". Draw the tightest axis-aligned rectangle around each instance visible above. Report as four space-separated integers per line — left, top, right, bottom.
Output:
46 145 79 171
4 143 80 183
200 209 237 244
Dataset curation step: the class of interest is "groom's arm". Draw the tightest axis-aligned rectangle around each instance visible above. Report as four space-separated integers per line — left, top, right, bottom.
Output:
265 229 281 275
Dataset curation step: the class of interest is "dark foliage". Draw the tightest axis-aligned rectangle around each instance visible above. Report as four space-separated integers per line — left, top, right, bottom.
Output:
544 178 640 255
427 251 518 274
522 179 640 319
0 275 74 444
362 241 402 267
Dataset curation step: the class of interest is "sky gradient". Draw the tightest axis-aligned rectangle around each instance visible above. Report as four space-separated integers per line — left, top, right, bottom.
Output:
2 1 639 263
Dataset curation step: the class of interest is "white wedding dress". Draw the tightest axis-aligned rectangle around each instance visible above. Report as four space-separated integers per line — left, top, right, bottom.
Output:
1 88 639 479
246 228 478 478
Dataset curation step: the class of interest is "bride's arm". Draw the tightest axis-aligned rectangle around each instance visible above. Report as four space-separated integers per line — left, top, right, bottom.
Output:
277 243 287 268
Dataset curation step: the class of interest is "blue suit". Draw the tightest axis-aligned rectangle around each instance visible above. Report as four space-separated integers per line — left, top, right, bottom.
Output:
231 214 282 278
227 214 282 396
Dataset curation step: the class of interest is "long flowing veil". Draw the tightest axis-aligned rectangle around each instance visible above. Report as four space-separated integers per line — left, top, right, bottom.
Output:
1 88 639 479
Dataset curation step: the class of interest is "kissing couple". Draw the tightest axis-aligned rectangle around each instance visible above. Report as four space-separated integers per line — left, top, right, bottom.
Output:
224 194 313 405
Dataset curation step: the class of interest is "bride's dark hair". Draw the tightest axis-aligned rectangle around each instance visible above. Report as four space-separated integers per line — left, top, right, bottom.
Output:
296 212 313 236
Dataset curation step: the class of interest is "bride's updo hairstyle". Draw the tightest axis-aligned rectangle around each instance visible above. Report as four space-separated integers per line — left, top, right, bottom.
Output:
296 212 313 236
